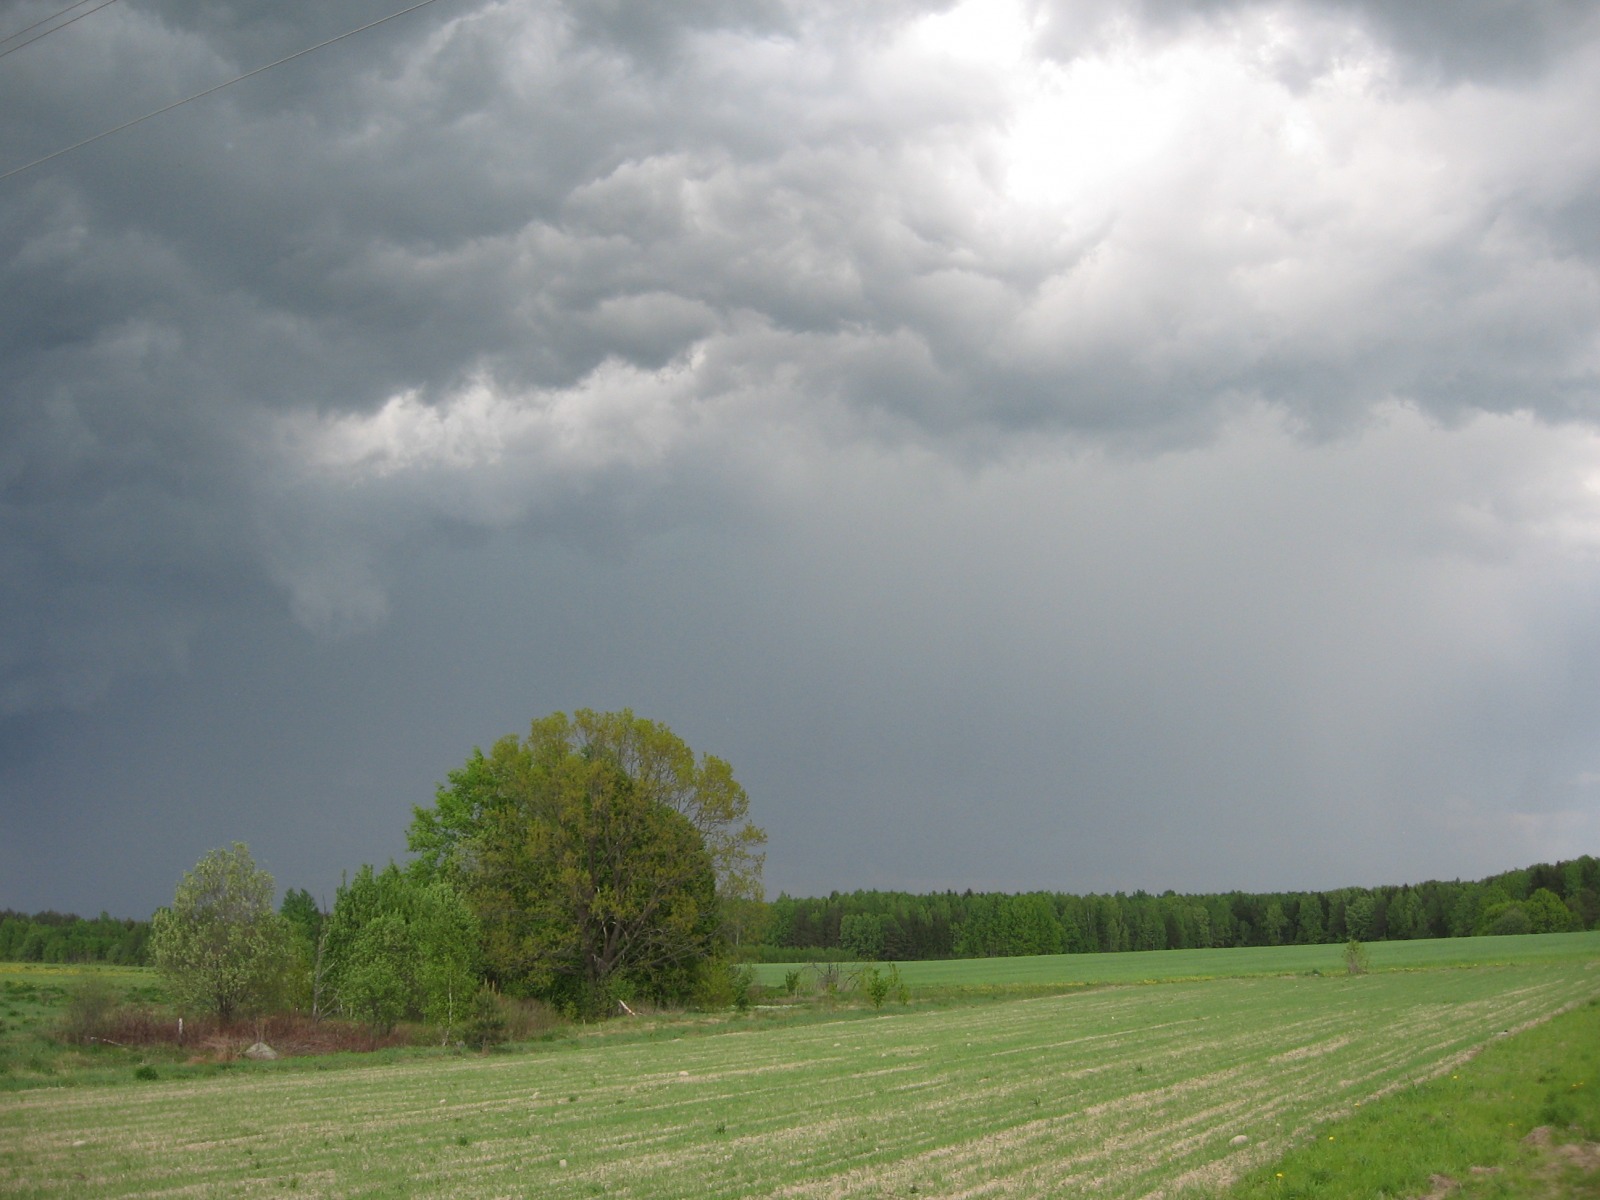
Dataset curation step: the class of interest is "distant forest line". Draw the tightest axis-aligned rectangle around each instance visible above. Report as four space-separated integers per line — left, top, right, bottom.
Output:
750 855 1600 962
4 854 1597 967
0 909 150 965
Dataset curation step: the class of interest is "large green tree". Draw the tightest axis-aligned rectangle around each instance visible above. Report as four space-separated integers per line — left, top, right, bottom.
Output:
411 709 764 905
150 843 292 1021
409 711 734 1015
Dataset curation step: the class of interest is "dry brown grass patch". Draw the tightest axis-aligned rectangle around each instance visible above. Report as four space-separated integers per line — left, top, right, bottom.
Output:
93 1010 414 1058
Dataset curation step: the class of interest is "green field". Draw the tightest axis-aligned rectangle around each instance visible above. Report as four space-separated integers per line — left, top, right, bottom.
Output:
750 930 1600 992
0 964 168 1090
4 935 1599 1198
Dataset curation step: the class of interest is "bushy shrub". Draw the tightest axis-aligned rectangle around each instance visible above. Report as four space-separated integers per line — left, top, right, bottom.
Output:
496 995 561 1040
887 963 909 1005
689 958 755 1011
464 988 507 1051
1344 938 1370 976
862 967 891 1009
861 964 909 1010
60 975 119 1044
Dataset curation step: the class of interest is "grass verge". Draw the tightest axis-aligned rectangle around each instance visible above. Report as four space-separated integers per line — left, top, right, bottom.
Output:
1219 995 1600 1200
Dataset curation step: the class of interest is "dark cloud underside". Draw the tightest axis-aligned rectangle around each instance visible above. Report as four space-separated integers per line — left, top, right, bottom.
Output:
2 0 1598 913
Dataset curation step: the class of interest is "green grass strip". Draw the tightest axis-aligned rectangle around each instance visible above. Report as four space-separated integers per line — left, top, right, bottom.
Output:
751 932 1600 993
1221 996 1600 1200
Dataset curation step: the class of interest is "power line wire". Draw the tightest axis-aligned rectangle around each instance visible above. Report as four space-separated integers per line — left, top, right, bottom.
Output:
0 0 123 62
0 0 108 49
1 0 449 182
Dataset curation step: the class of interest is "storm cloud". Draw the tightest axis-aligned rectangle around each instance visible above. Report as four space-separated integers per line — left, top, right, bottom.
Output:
2 0 1598 915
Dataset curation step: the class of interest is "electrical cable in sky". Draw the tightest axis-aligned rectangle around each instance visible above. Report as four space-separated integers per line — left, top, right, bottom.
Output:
0 0 123 61
0 0 110 49
1 0 450 182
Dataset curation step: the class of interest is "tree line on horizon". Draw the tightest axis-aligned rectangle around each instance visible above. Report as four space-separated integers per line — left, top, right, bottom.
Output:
7 854 1596 972
751 855 1600 962
0 909 149 964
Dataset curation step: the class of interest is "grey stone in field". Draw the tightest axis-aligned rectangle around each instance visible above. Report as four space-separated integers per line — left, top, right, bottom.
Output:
244 1042 278 1060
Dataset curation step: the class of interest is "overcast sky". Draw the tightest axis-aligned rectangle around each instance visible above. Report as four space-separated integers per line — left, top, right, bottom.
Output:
3 0 1599 918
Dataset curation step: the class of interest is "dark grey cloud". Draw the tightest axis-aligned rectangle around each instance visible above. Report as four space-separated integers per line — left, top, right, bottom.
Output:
1332 0 1599 84
3 0 1599 914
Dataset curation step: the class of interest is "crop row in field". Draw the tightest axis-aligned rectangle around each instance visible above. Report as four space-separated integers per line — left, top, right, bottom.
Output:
5 956 1599 1199
1223 994 1600 1200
